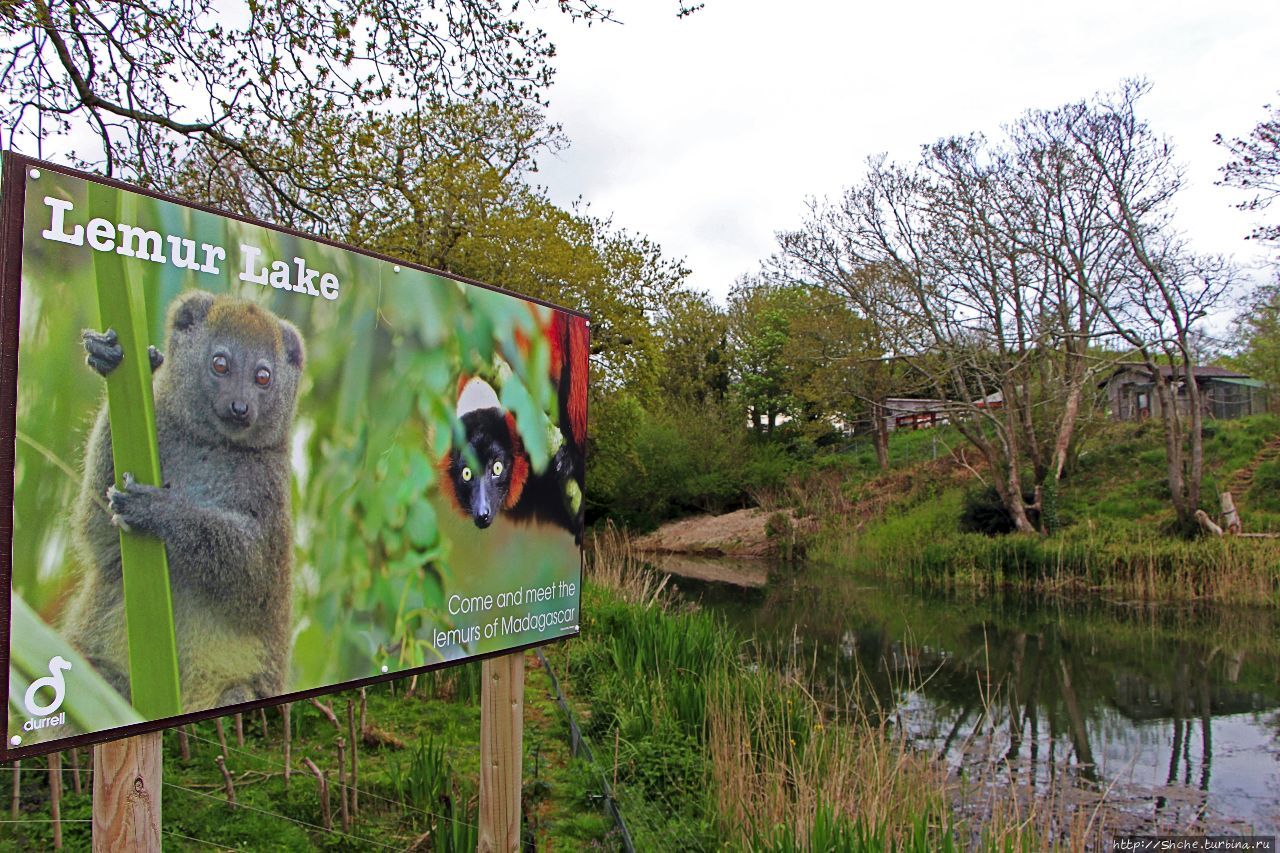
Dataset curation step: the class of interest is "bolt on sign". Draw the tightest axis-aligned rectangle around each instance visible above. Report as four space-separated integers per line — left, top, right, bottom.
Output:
0 154 586 759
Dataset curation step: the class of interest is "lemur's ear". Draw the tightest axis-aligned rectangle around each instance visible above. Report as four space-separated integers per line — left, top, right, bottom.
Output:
279 319 305 369
168 291 216 333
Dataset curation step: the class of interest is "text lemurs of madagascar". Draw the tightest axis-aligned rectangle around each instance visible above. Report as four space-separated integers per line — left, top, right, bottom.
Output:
39 196 341 301
433 607 577 649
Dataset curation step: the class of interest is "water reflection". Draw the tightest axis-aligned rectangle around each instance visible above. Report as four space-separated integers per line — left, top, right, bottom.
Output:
664 559 1280 833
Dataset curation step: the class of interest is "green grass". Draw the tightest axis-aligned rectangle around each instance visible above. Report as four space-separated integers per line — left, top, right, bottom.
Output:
811 414 1280 604
1 658 616 851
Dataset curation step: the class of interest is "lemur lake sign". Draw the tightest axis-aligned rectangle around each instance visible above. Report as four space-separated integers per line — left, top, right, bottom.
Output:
0 154 587 759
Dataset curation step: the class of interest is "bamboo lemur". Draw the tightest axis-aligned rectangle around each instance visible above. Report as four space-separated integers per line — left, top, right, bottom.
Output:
440 311 588 544
64 291 304 712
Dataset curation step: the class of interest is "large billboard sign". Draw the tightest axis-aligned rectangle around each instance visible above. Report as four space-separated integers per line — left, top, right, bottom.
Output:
0 154 586 759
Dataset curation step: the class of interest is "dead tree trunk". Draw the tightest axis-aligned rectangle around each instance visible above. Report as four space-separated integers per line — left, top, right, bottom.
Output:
215 756 236 808
303 758 331 831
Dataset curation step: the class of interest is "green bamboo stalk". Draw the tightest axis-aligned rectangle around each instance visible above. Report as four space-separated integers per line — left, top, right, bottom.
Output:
88 182 182 718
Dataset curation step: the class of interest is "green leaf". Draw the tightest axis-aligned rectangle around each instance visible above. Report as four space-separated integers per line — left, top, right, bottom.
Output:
89 180 182 719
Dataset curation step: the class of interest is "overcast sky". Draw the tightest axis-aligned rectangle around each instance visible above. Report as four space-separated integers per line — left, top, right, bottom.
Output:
528 1 1279 307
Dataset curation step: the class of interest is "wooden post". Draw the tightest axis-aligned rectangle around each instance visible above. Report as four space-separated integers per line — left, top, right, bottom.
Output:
92 732 162 853
1220 491 1242 534
49 752 62 850
479 652 525 853
234 713 244 747
346 698 358 820
302 757 331 831
176 727 190 761
335 738 350 833
215 755 236 808
281 704 292 790
69 749 83 795
10 759 19 817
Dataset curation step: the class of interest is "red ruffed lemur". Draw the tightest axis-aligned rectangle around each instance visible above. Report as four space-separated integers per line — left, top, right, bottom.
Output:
440 310 588 544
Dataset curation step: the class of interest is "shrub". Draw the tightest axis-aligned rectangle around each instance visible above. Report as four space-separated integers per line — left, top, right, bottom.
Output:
958 486 1040 535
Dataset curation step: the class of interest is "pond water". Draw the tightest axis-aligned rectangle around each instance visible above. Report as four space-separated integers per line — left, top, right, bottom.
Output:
654 555 1280 835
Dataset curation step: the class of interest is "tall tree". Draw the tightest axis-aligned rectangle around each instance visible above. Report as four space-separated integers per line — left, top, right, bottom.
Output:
1229 279 1280 407
727 277 801 436
656 290 731 407
1066 81 1234 532
774 82 1200 532
1 0 697 233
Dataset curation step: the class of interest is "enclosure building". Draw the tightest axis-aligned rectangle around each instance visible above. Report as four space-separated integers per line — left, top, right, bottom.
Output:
1100 363 1269 421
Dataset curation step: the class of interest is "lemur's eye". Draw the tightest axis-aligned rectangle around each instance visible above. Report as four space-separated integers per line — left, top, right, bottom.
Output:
254 367 272 387
461 467 472 482
492 460 504 477
211 354 229 375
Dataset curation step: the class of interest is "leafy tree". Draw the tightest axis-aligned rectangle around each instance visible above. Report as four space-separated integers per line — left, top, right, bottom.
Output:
1217 97 1280 246
727 277 804 436
656 290 731 407
1228 279 1280 411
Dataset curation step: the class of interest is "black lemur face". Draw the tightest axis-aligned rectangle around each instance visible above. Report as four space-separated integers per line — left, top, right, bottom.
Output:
448 408 515 529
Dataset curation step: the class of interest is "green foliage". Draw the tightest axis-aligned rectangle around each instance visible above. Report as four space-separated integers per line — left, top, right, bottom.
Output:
751 804 959 853
1249 459 1280 511
587 400 797 530
387 735 478 852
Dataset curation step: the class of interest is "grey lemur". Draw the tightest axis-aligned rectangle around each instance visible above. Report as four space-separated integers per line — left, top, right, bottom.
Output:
64 290 304 712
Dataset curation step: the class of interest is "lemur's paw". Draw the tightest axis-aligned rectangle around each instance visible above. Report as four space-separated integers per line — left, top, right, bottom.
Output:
83 329 123 376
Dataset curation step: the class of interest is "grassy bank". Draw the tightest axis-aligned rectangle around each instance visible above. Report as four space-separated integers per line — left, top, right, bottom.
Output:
793 416 1280 605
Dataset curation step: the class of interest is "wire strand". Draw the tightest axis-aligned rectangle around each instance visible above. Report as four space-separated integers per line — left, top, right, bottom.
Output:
164 783 404 851
182 729 479 831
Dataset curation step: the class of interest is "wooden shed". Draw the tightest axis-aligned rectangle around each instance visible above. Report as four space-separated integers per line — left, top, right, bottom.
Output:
1100 363 1269 421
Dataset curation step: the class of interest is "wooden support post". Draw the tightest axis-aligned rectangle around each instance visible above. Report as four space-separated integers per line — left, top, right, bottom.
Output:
215 718 229 760
176 727 190 761
479 652 525 853
10 759 19 817
92 732 162 853
234 713 244 747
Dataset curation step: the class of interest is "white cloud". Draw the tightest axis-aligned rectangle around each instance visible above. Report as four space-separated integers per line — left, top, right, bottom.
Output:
531 0 1279 305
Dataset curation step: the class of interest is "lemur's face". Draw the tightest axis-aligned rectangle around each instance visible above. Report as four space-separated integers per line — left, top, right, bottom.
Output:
448 408 515 528
201 333 281 441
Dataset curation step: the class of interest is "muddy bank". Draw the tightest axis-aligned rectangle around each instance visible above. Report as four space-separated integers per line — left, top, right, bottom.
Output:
633 507 782 558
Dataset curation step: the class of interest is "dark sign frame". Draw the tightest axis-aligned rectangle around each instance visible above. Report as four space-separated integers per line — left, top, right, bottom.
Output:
0 152 587 761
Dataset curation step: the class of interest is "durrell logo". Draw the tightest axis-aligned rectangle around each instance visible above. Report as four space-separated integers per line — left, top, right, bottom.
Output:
22 656 71 733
